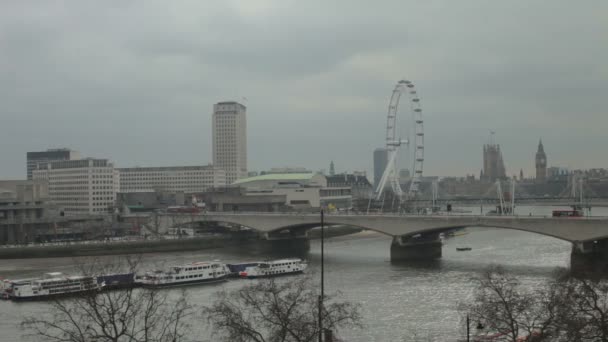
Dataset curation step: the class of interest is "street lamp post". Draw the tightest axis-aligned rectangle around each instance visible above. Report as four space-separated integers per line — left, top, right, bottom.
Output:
466 314 470 342
318 209 325 342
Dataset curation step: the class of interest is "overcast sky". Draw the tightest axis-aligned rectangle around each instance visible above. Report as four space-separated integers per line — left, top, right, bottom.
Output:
1 0 606 179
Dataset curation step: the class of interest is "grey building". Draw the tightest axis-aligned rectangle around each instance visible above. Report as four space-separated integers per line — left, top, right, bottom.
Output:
26 148 80 180
0 180 49 221
213 101 247 184
33 158 118 215
482 144 507 182
373 148 388 190
117 165 226 193
0 180 49 244
197 187 287 212
326 173 373 200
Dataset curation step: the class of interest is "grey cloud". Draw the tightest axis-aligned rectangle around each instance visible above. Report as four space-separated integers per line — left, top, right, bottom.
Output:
0 0 607 179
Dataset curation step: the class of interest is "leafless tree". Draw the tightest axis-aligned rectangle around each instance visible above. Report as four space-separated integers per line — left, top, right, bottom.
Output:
204 276 361 342
551 274 608 342
21 256 193 342
463 266 558 342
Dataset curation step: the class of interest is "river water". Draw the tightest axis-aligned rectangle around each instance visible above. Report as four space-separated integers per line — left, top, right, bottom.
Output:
1 205 606 341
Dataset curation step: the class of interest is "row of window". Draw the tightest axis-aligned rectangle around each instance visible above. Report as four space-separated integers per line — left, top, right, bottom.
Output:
175 273 222 280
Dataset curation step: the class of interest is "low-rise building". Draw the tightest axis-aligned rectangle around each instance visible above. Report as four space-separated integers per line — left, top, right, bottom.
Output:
326 173 373 199
33 159 119 215
260 167 313 175
26 148 80 180
117 165 226 193
233 173 352 210
197 187 287 212
0 180 50 244
0 180 49 222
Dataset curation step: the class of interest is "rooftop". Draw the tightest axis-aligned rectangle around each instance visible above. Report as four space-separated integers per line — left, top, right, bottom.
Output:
233 173 318 185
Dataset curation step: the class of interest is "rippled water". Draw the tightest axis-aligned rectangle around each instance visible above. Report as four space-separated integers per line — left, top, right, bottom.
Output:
1 205 606 341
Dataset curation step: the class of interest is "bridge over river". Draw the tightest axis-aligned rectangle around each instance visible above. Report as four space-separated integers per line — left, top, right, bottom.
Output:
156 213 608 272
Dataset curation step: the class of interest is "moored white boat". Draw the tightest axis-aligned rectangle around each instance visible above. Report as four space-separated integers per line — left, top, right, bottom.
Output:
239 258 307 279
136 261 230 288
9 272 101 301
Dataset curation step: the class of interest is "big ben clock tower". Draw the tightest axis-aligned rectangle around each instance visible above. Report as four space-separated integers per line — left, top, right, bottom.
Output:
535 139 547 182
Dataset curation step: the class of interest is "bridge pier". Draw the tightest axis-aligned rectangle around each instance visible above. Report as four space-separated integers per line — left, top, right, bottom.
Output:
571 240 608 274
390 233 442 262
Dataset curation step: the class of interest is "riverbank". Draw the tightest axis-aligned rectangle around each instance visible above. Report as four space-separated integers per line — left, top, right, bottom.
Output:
0 226 364 259
0 236 241 259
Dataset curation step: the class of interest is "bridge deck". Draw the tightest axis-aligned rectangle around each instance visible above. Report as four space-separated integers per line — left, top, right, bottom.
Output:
159 212 608 243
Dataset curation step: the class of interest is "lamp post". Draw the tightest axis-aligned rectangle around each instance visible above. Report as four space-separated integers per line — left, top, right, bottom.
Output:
466 314 470 342
318 209 325 342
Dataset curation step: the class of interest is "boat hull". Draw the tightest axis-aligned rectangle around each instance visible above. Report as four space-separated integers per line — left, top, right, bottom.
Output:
140 277 227 288
11 288 101 301
241 270 304 279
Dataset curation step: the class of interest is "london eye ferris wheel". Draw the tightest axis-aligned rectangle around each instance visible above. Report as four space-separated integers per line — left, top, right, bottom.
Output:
374 79 424 205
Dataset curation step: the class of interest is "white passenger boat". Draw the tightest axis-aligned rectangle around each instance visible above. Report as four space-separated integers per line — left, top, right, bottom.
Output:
8 272 101 301
238 258 307 279
136 261 230 288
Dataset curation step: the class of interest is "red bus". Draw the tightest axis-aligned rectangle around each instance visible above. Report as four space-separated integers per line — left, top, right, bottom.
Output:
552 209 583 217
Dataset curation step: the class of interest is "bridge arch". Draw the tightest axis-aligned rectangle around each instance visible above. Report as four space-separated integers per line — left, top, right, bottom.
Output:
162 213 608 244
180 217 577 244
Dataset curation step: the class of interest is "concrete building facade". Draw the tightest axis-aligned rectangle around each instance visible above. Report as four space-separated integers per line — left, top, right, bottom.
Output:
197 187 287 212
326 173 373 200
117 165 226 193
213 101 247 184
26 148 80 180
0 180 49 222
33 159 118 215
234 173 352 210
482 144 507 182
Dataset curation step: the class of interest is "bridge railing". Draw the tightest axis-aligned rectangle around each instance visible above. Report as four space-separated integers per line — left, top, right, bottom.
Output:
171 211 608 220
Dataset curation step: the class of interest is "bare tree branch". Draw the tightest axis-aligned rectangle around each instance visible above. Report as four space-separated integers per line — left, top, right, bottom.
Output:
204 276 361 342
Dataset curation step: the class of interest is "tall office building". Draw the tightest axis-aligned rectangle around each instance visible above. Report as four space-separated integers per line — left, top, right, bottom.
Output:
535 139 547 182
373 148 388 190
482 144 507 182
212 101 247 184
26 148 80 180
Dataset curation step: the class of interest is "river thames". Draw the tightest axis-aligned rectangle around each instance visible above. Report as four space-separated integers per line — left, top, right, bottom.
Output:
1 205 606 341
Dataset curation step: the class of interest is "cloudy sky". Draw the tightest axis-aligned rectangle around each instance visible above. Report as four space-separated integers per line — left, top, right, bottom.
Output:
1 0 606 179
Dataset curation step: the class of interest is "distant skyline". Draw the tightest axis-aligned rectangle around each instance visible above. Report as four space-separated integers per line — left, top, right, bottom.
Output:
1 1 607 179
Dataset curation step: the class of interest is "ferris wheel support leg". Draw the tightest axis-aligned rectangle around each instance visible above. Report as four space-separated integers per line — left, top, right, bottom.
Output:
375 150 398 201
390 233 442 262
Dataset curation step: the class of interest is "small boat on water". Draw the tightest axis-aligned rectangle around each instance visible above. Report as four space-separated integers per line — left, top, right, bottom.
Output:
227 262 260 277
96 272 137 290
441 229 468 239
136 261 230 288
238 258 307 279
8 272 101 301
456 247 472 252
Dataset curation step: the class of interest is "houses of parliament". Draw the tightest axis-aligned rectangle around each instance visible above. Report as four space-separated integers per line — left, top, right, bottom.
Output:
437 139 608 198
